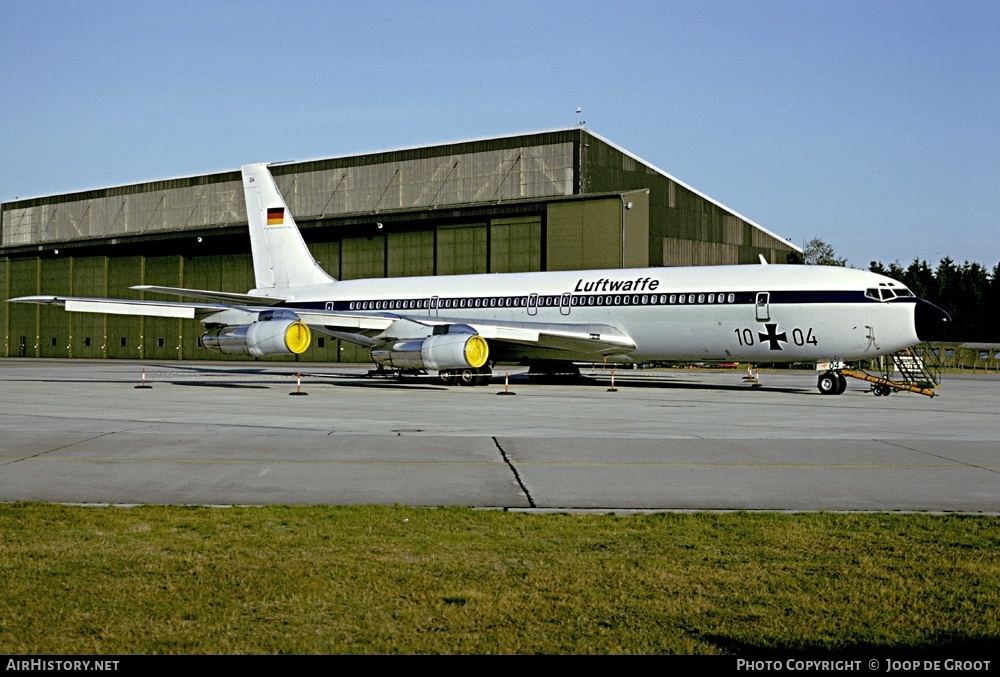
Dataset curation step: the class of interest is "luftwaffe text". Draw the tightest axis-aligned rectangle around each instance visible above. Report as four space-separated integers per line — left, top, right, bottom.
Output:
573 277 660 293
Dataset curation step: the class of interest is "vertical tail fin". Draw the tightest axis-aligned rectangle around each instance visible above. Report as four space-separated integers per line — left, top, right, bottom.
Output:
241 163 336 290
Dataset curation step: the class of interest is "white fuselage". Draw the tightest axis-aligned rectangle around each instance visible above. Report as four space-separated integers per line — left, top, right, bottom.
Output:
272 264 920 363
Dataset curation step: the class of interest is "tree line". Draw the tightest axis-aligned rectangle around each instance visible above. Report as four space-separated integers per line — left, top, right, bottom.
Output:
868 258 999 343
794 239 999 342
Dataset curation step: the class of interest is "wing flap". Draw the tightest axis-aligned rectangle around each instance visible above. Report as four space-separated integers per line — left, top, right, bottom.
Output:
295 312 396 332
485 324 636 355
67 299 196 319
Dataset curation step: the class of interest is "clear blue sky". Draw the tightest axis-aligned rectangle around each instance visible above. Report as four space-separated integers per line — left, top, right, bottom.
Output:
2 0 997 269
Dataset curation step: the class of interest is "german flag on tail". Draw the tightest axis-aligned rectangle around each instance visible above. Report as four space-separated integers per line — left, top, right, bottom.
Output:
266 207 284 226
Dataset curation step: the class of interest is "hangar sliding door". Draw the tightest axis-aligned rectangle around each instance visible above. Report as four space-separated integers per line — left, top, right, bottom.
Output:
0 257 7 356
490 217 541 273
546 200 620 271
143 256 182 360
341 236 385 281
7 258 38 357
437 224 487 276
39 257 71 358
387 231 433 278
70 256 107 359
106 256 142 359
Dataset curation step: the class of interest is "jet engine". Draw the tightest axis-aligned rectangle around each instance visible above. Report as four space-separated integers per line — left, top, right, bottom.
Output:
370 332 488 371
201 319 312 357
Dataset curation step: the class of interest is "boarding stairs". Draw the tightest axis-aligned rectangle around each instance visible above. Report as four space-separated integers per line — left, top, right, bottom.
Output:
840 344 942 397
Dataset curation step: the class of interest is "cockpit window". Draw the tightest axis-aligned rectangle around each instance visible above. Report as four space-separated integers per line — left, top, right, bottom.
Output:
866 286 915 301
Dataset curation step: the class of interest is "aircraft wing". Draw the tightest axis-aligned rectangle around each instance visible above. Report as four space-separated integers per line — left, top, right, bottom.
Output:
8 295 228 319
115 286 637 355
294 310 638 360
131 285 286 306
9 284 285 319
9 294 637 360
8 294 400 332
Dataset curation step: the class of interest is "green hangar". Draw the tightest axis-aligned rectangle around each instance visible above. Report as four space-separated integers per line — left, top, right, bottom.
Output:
0 128 801 362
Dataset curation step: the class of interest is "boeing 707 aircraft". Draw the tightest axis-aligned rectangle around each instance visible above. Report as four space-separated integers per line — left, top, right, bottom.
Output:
11 163 950 394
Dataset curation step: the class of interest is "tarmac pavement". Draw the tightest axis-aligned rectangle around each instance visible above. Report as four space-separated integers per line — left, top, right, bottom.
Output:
1 359 997 513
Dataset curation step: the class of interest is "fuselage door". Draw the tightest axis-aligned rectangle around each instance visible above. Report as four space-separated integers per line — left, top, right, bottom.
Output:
755 292 770 322
527 293 538 316
560 292 572 315
430 295 439 317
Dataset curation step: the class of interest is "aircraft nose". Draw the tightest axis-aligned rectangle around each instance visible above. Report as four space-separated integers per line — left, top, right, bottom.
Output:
915 299 951 341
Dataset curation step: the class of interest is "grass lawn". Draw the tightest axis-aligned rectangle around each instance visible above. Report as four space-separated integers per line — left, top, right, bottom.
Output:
1 504 997 654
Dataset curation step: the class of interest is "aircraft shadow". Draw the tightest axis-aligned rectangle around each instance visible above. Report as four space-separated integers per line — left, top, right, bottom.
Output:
306 379 449 391
162 381 272 389
575 375 811 395
134 365 814 394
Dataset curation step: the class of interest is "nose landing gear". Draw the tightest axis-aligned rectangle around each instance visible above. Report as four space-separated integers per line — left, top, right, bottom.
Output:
817 371 848 395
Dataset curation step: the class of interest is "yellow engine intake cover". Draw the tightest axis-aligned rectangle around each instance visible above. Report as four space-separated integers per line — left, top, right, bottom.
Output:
465 335 489 368
284 321 312 354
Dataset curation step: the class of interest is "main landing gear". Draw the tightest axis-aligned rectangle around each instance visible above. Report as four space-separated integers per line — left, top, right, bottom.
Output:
439 366 492 386
817 371 847 395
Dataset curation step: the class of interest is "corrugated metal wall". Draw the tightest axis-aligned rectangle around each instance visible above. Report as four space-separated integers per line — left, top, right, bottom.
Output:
2 177 244 247
2 142 574 248
281 143 573 216
579 135 798 266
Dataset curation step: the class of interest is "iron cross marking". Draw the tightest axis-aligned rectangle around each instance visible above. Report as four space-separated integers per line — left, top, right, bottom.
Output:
758 323 788 350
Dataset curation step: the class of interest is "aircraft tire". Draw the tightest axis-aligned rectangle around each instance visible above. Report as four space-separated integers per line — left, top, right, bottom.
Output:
817 372 839 395
456 368 479 386
474 368 492 386
439 370 456 386
835 373 848 395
